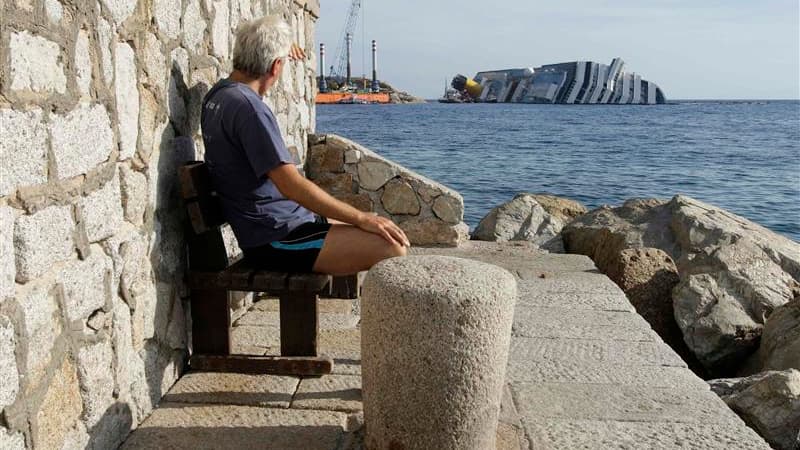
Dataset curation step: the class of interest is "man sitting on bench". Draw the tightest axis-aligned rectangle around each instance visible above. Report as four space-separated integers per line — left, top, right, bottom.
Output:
200 15 409 276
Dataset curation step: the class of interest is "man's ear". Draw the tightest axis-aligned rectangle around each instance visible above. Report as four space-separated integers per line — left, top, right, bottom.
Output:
270 57 284 77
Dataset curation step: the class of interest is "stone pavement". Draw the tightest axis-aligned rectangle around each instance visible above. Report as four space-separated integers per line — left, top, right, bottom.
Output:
120 242 769 449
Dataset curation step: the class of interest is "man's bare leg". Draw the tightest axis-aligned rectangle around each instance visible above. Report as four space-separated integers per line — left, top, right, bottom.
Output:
313 224 407 275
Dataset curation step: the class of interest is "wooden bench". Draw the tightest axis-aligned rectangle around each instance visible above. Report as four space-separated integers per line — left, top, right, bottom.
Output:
178 160 357 376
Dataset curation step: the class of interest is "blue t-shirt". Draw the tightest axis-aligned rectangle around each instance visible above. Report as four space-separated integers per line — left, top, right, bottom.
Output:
201 79 314 249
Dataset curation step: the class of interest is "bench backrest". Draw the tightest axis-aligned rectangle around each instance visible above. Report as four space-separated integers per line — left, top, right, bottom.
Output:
178 161 229 271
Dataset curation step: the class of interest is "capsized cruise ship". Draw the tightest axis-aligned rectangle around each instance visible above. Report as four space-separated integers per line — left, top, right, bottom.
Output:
452 58 666 104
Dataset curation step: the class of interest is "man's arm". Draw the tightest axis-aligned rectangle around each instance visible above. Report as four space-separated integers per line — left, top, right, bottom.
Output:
268 164 410 247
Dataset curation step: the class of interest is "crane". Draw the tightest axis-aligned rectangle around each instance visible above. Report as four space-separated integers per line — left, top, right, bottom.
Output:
331 0 361 82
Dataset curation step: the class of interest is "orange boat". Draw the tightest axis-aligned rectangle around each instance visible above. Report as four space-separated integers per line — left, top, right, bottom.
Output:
316 92 390 104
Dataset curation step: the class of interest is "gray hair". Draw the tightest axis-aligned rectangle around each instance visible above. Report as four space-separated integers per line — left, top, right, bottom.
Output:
233 15 293 77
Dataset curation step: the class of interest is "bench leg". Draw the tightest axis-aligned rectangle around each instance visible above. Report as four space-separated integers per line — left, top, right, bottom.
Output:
329 274 362 299
191 288 231 355
280 293 318 356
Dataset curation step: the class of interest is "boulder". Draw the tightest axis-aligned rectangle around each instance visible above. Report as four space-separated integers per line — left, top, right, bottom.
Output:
741 294 800 375
473 193 583 249
562 195 800 375
708 370 800 450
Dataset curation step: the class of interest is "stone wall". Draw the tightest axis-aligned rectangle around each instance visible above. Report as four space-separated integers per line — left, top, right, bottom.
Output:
0 1 319 448
307 134 470 247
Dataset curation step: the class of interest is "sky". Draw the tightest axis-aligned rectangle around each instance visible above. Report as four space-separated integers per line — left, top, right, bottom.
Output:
314 0 800 99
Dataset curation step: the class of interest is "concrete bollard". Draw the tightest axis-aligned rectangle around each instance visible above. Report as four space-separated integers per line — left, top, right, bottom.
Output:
361 255 517 450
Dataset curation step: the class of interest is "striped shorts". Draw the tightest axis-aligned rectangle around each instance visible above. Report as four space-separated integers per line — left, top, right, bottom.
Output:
243 219 332 273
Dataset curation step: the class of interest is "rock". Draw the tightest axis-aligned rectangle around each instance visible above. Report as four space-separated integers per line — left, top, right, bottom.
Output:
0 320 19 410
80 175 124 242
314 173 354 194
0 427 25 450
210 0 230 59
14 204 75 282
32 358 83 450
17 280 61 391
357 160 396 191
97 19 114 85
154 0 181 39
473 193 567 247
336 193 373 212
528 193 588 224
0 207 15 300
115 42 140 160
51 103 115 179
76 340 115 427
8 30 66 94
0 108 48 196
361 256 516 449
99 0 136 25
562 195 800 375
44 0 62 22
709 370 800 450
432 194 462 224
120 165 148 225
743 295 800 374
381 178 420 215
59 247 112 323
182 0 207 53
400 218 469 247
74 30 92 97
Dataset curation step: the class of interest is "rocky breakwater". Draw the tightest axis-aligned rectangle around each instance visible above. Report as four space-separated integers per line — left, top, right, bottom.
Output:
560 195 800 449
306 134 469 246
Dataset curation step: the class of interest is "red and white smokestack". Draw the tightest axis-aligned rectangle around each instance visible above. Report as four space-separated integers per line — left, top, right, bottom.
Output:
346 33 352 86
319 43 328 92
371 40 379 92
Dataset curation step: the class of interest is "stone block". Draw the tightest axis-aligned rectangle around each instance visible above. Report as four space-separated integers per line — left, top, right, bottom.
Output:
0 427 25 450
521 418 770 450
381 178 420 215
33 358 83 450
14 205 75 282
357 160 396 191
120 165 148 225
59 248 111 322
9 31 66 94
510 336 685 368
511 382 737 424
292 374 362 412
97 19 114 84
112 297 135 401
337 192 373 212
120 403 348 450
399 218 469 247
516 288 635 312
51 103 114 179
100 0 136 24
80 176 123 242
235 310 359 330
506 342 708 389
18 280 61 392
0 108 48 196
511 306 658 341
344 149 361 164
314 173 354 194
362 256 516 449
164 372 299 408
74 30 92 97
0 321 19 410
142 32 166 90
76 340 115 426
115 43 140 160
0 207 15 300
182 0 207 53
432 193 463 224
231 325 280 348
210 0 230 59
154 0 181 39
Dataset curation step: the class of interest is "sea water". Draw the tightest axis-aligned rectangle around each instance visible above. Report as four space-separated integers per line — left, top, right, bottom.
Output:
317 100 800 241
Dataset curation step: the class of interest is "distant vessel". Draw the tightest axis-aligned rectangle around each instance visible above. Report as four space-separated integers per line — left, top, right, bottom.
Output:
438 79 468 103
452 58 666 104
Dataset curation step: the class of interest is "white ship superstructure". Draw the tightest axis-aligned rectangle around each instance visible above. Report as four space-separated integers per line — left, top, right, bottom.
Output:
452 57 666 104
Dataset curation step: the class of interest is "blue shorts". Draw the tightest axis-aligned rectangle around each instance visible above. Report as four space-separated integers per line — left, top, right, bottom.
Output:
243 219 331 273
